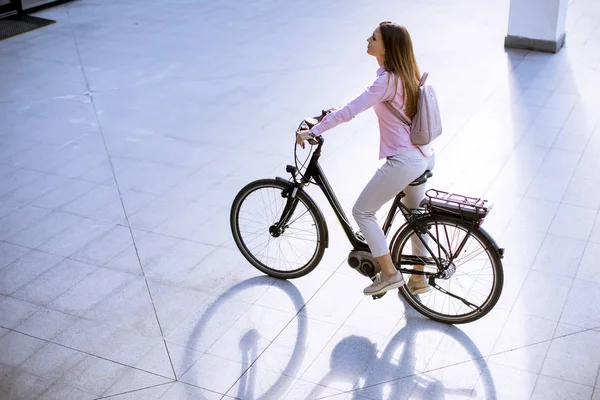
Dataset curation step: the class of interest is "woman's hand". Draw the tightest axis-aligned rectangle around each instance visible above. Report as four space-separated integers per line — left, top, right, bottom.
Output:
296 130 315 149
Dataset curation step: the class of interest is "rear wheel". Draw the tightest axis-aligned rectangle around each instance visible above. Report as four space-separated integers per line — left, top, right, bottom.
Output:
391 214 503 324
230 179 327 279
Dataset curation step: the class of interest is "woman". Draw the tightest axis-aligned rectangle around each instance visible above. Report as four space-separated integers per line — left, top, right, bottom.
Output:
296 21 435 296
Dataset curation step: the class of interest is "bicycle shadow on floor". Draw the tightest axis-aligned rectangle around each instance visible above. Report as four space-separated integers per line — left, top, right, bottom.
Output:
306 295 497 400
180 275 308 400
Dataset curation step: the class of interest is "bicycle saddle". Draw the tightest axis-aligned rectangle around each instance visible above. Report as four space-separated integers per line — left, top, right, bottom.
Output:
409 170 432 186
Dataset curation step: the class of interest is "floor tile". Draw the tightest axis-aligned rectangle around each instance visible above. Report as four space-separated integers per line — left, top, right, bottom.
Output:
541 329 600 386
559 279 600 329
531 375 594 400
548 204 597 241
0 250 64 295
12 258 97 306
0 330 46 366
531 234 586 277
180 353 248 394
159 381 224 400
512 270 573 321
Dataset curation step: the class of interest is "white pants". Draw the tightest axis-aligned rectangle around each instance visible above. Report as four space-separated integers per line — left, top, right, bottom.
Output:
352 148 435 257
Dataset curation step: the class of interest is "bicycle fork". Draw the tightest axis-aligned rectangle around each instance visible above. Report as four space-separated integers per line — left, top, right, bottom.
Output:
270 184 301 237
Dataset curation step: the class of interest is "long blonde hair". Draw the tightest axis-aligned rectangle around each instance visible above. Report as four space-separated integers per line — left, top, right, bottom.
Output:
378 22 421 118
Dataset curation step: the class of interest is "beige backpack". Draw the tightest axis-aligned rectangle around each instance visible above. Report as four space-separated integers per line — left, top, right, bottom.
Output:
384 72 442 146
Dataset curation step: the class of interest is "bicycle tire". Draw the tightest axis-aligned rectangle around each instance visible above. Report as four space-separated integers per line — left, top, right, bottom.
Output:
390 214 503 324
230 178 328 279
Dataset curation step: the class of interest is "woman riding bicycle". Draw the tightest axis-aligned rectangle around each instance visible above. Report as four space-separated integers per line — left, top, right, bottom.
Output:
296 21 435 297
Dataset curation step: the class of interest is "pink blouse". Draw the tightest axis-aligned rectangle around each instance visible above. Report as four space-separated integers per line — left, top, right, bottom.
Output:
310 66 432 159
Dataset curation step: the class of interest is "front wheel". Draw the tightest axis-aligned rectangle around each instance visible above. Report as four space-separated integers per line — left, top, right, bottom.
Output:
391 214 503 324
230 179 328 279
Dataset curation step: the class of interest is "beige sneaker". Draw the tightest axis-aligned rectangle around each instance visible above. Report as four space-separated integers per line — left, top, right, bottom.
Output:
407 277 432 295
363 272 405 296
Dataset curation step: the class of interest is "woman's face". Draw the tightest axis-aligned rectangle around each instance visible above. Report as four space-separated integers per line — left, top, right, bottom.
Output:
367 27 385 59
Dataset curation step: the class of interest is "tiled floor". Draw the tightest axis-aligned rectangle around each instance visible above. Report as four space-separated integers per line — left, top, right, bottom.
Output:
1 0 600 399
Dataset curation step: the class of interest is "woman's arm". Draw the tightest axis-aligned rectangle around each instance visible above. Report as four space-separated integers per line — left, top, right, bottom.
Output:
310 72 394 136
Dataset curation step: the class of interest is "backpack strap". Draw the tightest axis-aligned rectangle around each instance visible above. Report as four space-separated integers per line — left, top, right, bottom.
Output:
383 101 411 126
419 72 429 87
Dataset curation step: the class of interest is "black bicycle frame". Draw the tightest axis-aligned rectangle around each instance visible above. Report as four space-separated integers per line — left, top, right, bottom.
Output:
297 137 431 253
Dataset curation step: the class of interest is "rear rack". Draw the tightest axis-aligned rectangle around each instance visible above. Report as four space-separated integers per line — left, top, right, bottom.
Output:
421 189 492 222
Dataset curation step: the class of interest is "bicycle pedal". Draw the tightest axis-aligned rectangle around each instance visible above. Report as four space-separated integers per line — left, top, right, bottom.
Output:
372 292 386 300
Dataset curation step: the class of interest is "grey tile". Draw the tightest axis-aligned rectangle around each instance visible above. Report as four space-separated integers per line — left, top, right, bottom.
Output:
0 169 44 198
0 242 30 270
20 342 87 382
166 293 253 353
179 353 248 394
0 296 39 329
492 313 557 353
0 173 72 205
16 307 80 341
31 179 100 210
134 341 181 379
513 270 572 321
0 330 46 366
205 304 295 365
126 193 188 231
541 329 600 386
153 202 225 243
12 258 97 306
498 228 546 268
0 363 54 400
83 278 162 336
101 367 173 397
0 250 63 295
577 242 600 283
532 234 587 277
489 341 551 374
299 272 365 325
225 364 297 399
299 326 388 392
553 128 594 153
59 183 119 216
56 355 129 396
144 282 211 337
560 279 600 329
7 211 84 249
160 382 223 400
49 267 136 316
282 379 343 400
472 363 539 399
563 177 600 210
548 204 597 241
538 149 582 177
37 218 114 257
506 197 559 233
524 171 572 202
36 382 97 400
70 225 134 266
144 240 219 286
0 204 52 240
531 375 594 400
590 211 600 244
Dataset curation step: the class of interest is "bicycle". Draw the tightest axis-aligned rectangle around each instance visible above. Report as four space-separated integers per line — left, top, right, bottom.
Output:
230 110 505 324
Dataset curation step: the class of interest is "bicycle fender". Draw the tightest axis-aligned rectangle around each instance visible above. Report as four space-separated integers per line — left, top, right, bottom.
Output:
476 226 504 259
275 177 329 248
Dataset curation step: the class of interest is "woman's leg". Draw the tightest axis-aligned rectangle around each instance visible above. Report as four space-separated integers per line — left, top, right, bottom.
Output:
402 154 435 293
352 149 427 295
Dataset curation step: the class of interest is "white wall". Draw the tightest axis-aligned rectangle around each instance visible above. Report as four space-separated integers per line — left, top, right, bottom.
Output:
507 0 568 41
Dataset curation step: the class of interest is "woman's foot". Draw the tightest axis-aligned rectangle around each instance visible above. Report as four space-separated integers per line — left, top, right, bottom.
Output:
407 277 432 295
363 272 405 296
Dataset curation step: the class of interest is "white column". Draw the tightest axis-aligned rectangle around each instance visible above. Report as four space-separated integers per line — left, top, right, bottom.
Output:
505 0 569 53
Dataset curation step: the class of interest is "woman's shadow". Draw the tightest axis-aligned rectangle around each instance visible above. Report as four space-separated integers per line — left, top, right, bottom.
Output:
306 296 497 400
181 275 309 400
